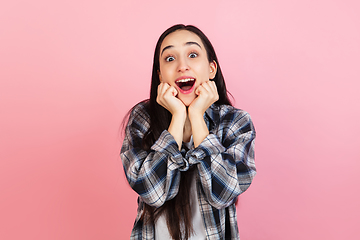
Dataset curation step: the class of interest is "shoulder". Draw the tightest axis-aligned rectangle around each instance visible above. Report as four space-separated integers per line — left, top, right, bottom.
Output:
209 104 253 123
208 104 255 136
130 100 150 116
127 100 151 128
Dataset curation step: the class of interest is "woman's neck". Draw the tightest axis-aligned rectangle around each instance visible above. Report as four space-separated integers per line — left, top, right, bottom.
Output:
183 114 192 143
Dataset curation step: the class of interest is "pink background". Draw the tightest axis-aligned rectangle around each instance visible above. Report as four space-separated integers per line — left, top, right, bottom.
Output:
1 0 359 239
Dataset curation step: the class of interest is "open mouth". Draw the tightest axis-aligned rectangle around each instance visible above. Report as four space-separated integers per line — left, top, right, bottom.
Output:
175 78 195 92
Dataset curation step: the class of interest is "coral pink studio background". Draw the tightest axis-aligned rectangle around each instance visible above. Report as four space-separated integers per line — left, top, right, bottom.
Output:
1 0 359 239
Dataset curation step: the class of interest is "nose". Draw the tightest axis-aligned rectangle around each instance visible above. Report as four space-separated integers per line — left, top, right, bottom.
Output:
177 56 189 72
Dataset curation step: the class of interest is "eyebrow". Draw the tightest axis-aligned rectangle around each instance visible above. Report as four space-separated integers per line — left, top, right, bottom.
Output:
160 41 202 56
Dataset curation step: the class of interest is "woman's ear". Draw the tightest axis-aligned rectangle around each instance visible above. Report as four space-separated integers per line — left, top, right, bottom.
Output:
209 60 217 79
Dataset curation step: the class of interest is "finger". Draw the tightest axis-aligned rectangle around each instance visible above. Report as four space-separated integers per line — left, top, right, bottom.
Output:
167 85 178 97
209 82 219 100
202 81 218 97
196 83 212 97
160 82 170 93
200 81 212 92
157 83 170 105
157 83 165 96
208 81 217 92
158 83 170 98
162 85 176 100
195 84 204 95
199 83 219 104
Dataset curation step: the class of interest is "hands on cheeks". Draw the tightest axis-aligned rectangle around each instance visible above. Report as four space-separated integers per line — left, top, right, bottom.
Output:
156 81 219 118
156 81 219 149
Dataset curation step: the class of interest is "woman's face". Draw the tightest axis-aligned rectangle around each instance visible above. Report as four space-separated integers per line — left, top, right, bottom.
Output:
158 30 217 106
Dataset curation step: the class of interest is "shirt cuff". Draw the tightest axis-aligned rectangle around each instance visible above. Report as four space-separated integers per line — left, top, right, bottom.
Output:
150 130 189 171
187 133 226 165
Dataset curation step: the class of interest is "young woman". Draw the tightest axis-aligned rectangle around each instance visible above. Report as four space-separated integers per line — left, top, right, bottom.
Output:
121 24 256 240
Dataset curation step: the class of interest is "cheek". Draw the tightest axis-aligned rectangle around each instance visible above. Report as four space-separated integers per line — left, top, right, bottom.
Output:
159 66 173 82
196 64 211 82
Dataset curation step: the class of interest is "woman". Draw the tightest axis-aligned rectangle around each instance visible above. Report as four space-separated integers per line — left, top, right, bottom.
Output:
121 24 256 240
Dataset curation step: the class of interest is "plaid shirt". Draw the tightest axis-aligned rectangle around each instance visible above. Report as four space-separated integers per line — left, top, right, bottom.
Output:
121 101 256 240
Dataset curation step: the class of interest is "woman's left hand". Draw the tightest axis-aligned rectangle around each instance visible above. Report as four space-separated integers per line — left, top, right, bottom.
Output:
188 81 219 117
188 81 219 147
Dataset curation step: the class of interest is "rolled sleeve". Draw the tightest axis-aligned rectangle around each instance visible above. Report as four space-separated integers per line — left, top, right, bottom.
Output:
186 134 226 165
151 130 189 171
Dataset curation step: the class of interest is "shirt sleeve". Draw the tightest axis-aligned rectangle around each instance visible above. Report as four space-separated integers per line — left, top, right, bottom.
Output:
186 109 256 209
120 103 190 208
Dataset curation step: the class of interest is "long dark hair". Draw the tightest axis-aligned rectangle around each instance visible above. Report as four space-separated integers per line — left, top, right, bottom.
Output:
136 24 232 240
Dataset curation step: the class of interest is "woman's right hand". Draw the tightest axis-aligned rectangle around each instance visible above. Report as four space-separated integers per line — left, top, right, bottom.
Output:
156 83 186 149
156 83 186 117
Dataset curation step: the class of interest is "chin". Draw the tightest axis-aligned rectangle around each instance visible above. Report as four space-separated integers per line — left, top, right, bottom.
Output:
179 96 195 107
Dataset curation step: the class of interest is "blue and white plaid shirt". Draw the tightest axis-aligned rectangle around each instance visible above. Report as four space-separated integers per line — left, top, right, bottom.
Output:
121 101 256 240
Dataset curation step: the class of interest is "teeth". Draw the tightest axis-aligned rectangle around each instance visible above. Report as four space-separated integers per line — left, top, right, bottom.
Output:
176 78 194 83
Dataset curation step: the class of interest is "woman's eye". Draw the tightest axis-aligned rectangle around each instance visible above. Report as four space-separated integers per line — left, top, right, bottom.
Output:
189 52 198 58
165 56 175 62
